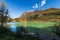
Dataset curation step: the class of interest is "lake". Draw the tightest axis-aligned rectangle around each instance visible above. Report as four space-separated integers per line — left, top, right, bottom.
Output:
7 21 56 33
6 21 60 40
20 21 56 33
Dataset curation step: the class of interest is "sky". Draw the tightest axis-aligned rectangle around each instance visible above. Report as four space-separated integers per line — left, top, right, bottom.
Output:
0 0 60 18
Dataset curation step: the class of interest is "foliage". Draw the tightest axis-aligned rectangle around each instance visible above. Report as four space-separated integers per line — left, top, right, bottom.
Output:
0 5 9 26
52 23 60 37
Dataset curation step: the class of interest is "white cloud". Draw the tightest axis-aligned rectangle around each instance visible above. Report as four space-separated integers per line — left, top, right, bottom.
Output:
32 0 46 9
41 0 46 6
32 3 39 9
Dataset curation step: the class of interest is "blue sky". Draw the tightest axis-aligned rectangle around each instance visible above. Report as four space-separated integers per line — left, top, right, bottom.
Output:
0 0 60 18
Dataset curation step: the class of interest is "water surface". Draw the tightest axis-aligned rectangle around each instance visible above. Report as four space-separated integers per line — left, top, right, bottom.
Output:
7 22 20 32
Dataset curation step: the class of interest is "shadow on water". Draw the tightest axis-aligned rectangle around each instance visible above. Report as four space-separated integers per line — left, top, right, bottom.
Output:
0 25 60 40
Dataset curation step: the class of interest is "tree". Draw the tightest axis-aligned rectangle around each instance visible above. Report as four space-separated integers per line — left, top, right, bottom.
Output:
0 1 9 27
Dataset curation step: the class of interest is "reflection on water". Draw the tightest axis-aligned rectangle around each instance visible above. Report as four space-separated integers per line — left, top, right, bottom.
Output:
7 22 20 32
10 25 17 32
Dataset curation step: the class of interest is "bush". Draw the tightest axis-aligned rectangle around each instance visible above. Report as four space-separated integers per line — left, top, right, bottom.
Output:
52 25 60 37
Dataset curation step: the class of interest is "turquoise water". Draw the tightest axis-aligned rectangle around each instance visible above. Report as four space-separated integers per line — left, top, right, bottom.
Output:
20 21 56 28
20 21 56 33
7 22 56 33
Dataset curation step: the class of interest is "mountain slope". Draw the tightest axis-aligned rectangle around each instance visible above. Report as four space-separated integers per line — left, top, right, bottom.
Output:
15 8 60 22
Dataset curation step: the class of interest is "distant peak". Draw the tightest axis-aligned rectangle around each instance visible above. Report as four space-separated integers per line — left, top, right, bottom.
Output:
45 8 59 11
46 8 59 11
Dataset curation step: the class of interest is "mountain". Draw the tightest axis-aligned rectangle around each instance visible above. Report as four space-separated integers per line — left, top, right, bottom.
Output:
14 8 60 22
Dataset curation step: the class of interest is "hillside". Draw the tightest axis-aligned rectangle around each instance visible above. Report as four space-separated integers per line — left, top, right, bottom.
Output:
14 8 60 22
